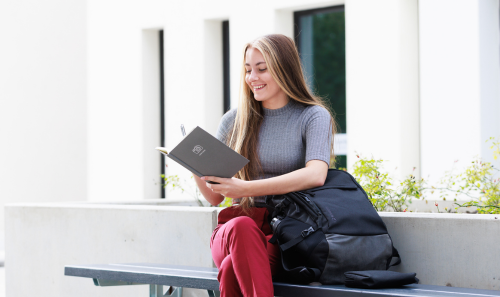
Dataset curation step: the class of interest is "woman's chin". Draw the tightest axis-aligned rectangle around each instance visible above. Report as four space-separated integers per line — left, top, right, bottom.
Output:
253 95 267 102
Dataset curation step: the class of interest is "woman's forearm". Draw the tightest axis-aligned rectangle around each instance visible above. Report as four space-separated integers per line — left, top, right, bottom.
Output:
202 160 329 201
246 160 328 197
194 174 225 206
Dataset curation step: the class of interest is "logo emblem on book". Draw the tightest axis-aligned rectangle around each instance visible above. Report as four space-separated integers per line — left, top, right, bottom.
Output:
193 145 203 154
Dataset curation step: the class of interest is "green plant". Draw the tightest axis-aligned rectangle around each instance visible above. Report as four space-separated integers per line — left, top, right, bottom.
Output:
437 137 500 214
161 174 231 207
161 174 205 206
352 137 500 214
351 155 425 212
159 137 500 213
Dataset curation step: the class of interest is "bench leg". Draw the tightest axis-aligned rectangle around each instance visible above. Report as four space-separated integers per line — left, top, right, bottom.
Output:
150 284 163 297
167 287 183 297
150 285 183 297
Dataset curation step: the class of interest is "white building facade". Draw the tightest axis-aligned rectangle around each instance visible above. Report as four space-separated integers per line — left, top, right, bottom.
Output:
1 0 499 228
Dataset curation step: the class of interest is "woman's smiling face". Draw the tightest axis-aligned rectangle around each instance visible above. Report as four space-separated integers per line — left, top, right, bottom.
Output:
245 47 287 109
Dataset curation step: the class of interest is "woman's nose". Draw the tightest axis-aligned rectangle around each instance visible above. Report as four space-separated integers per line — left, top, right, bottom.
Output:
249 70 258 81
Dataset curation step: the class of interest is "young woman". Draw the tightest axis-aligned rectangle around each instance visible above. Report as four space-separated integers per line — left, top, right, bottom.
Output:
193 34 337 297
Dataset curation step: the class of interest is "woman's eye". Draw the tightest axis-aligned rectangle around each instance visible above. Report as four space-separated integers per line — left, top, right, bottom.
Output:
246 69 251 73
259 68 267 72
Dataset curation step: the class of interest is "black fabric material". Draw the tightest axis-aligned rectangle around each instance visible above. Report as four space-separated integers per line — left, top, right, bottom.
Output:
389 246 401 267
344 270 419 289
266 169 401 285
319 234 393 284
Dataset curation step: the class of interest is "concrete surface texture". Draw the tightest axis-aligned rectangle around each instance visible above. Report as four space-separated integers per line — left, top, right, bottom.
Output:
5 203 218 297
1 0 499 253
383 212 500 290
5 202 500 297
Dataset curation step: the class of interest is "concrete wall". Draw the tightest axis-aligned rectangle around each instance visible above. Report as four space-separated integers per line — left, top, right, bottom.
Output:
86 0 168 201
419 0 500 186
1 0 498 212
87 0 423 201
384 212 500 290
6 203 500 297
2 0 499 262
87 0 500 201
5 203 218 297
0 0 87 244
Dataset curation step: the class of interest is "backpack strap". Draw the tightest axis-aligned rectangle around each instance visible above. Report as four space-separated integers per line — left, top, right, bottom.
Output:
279 227 317 251
389 246 401 267
267 198 291 244
280 257 321 284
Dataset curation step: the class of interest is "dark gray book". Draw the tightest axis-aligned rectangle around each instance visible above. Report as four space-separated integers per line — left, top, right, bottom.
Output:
156 126 249 179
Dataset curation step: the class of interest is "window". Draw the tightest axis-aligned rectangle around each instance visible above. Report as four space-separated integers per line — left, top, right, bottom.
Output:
294 6 347 169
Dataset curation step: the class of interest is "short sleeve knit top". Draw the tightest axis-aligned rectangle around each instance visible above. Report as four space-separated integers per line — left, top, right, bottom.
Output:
216 99 332 204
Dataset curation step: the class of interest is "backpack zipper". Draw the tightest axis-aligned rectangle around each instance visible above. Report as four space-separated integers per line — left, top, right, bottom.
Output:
298 191 324 217
289 191 323 220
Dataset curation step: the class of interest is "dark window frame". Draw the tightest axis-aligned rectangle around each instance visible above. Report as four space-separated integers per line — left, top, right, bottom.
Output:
222 20 231 114
293 5 345 51
159 30 166 198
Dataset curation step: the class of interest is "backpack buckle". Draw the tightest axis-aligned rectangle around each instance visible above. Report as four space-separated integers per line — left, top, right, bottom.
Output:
301 227 315 238
270 217 282 233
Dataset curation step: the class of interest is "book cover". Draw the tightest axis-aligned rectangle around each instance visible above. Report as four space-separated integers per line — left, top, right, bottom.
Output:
156 126 249 178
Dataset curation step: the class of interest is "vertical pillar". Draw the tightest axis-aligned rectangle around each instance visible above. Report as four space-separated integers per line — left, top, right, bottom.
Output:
142 29 162 199
479 0 500 165
346 0 420 178
419 0 500 187
203 20 224 135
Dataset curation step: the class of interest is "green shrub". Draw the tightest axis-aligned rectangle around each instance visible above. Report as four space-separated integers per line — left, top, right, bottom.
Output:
437 137 500 214
351 156 424 212
161 138 500 213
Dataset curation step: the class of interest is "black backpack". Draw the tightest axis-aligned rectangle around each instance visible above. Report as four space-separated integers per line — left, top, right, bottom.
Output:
266 169 401 285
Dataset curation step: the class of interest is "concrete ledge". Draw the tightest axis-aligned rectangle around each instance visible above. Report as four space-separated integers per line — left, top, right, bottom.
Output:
5 203 218 297
5 202 500 296
382 212 500 290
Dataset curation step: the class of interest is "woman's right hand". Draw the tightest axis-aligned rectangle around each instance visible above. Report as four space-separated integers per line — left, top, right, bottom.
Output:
193 174 225 206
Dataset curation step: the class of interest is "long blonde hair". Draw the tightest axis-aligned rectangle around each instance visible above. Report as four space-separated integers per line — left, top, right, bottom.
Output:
226 34 338 209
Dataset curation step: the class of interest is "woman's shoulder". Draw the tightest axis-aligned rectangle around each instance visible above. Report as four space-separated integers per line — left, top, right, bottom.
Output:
216 108 237 142
220 108 237 127
299 103 331 120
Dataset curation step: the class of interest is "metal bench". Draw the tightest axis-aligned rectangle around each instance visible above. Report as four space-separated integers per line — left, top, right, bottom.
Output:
65 263 500 297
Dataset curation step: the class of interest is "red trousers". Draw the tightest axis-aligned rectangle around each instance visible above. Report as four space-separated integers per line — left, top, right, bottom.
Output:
210 206 281 297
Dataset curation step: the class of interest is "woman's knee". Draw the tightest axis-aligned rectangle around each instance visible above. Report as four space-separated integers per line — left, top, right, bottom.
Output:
227 216 258 232
218 254 235 280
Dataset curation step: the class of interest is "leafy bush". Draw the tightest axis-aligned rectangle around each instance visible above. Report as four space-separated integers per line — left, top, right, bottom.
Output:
162 138 500 213
351 156 424 212
437 138 500 214
351 138 500 214
161 174 231 207
161 174 205 206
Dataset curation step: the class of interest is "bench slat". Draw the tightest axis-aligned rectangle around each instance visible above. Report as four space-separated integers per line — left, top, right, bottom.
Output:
65 263 500 297
65 263 220 291
274 282 500 297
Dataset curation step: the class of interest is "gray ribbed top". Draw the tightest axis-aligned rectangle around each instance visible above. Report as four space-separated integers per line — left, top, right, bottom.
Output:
216 99 332 203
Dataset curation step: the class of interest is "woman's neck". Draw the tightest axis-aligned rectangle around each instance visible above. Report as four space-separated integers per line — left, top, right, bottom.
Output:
261 93 289 110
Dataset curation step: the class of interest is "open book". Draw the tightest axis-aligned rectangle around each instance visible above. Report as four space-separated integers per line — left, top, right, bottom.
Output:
156 126 249 179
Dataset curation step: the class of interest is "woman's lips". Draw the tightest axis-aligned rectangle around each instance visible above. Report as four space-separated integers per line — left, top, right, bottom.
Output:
253 84 266 91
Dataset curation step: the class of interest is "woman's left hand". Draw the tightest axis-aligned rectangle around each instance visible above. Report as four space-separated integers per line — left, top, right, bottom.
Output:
201 176 249 199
